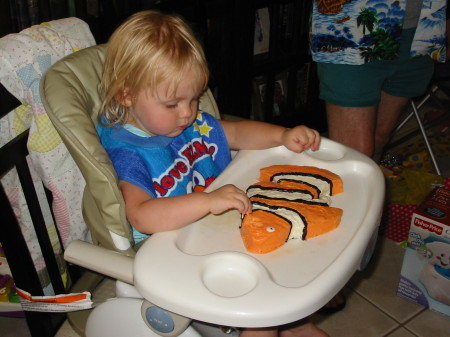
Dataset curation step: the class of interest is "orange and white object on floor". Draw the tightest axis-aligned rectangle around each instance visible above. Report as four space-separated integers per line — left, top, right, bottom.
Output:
16 288 93 312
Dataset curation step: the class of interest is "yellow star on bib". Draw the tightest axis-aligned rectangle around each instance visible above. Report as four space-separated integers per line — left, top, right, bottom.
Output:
196 121 213 136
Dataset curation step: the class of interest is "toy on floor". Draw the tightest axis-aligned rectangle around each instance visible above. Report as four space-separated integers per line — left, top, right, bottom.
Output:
0 274 20 303
0 257 10 276
420 241 450 305
0 253 23 317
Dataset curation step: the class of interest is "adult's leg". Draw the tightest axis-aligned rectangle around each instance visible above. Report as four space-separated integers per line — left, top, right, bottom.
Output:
319 63 380 315
318 289 346 314
326 103 378 157
239 321 329 337
239 327 277 337
373 91 410 162
280 321 330 337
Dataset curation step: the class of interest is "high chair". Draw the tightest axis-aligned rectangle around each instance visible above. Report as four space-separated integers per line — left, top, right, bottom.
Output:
40 44 386 337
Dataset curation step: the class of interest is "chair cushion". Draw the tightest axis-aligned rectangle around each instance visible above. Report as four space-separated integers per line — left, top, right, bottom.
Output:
41 44 222 254
41 44 135 254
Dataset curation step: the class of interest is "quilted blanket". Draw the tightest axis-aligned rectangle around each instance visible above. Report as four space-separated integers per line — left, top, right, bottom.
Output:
0 18 96 294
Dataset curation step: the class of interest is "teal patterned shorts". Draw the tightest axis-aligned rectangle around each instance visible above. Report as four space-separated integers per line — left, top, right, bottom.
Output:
317 29 435 107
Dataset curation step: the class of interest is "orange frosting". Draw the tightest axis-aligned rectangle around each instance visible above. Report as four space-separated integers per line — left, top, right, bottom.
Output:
241 209 292 254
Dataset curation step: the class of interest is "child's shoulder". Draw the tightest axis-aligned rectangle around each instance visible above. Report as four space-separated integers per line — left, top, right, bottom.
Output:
197 110 218 120
195 110 222 126
188 110 226 141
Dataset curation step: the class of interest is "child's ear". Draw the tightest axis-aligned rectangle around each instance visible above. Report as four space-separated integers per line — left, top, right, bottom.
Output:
115 89 133 107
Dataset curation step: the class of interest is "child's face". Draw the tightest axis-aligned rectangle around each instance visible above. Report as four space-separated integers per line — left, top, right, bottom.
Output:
126 68 201 137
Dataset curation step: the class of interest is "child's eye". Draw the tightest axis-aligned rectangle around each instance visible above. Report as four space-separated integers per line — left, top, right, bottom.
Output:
166 103 178 109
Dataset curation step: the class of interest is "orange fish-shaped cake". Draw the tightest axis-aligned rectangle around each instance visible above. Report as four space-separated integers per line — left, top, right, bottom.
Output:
240 165 343 254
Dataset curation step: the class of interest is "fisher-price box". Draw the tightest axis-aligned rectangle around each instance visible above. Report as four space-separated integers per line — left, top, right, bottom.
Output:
397 186 450 317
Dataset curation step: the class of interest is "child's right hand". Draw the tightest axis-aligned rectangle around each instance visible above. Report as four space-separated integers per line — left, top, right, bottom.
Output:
207 184 252 215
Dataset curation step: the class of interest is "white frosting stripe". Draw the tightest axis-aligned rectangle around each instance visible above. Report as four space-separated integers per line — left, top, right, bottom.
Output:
271 173 332 198
248 185 330 206
247 185 314 201
252 201 306 240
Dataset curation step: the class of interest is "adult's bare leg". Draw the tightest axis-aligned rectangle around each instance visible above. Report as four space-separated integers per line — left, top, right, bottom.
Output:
280 321 330 337
239 328 278 337
318 289 346 314
239 322 330 337
326 102 378 157
323 103 378 313
373 91 410 162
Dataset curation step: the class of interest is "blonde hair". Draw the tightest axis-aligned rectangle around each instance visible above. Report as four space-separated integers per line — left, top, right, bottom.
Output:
100 10 209 126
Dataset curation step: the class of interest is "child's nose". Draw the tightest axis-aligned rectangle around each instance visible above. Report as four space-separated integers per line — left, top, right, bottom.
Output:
179 105 193 118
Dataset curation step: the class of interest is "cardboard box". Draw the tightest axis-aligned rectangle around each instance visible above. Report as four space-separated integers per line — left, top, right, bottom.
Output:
397 187 450 317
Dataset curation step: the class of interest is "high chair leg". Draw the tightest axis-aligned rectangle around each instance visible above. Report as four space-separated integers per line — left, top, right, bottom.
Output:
85 298 201 337
67 270 104 337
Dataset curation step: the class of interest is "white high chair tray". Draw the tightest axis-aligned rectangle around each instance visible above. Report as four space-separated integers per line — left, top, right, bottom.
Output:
134 138 385 328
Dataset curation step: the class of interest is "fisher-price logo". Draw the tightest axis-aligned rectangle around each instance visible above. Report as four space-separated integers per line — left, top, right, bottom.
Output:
414 217 443 235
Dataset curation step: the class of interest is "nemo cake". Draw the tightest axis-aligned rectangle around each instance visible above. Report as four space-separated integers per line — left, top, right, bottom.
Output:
240 165 343 254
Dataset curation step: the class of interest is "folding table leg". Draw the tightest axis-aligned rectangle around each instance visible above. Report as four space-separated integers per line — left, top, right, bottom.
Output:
409 100 441 176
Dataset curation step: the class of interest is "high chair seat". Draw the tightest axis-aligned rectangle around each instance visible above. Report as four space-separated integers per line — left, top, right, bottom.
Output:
41 44 134 254
41 44 222 255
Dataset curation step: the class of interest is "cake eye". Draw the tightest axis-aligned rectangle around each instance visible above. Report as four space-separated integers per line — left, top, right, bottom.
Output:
266 226 276 232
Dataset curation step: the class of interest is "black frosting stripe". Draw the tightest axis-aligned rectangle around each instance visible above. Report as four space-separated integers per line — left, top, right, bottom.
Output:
244 209 292 243
250 201 308 240
270 172 333 195
274 179 321 197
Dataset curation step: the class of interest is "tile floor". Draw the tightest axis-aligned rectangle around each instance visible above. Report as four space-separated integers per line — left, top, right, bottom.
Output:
309 238 450 337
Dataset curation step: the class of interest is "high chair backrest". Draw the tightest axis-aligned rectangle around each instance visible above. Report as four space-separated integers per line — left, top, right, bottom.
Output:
40 44 221 255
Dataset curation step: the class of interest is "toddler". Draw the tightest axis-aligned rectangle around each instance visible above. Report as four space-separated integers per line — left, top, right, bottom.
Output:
98 10 328 337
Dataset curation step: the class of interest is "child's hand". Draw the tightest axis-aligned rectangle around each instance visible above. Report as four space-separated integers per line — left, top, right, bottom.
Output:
281 125 320 153
207 184 252 215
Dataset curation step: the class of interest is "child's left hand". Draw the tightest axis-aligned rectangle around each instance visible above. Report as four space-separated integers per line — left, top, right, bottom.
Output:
281 125 321 153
